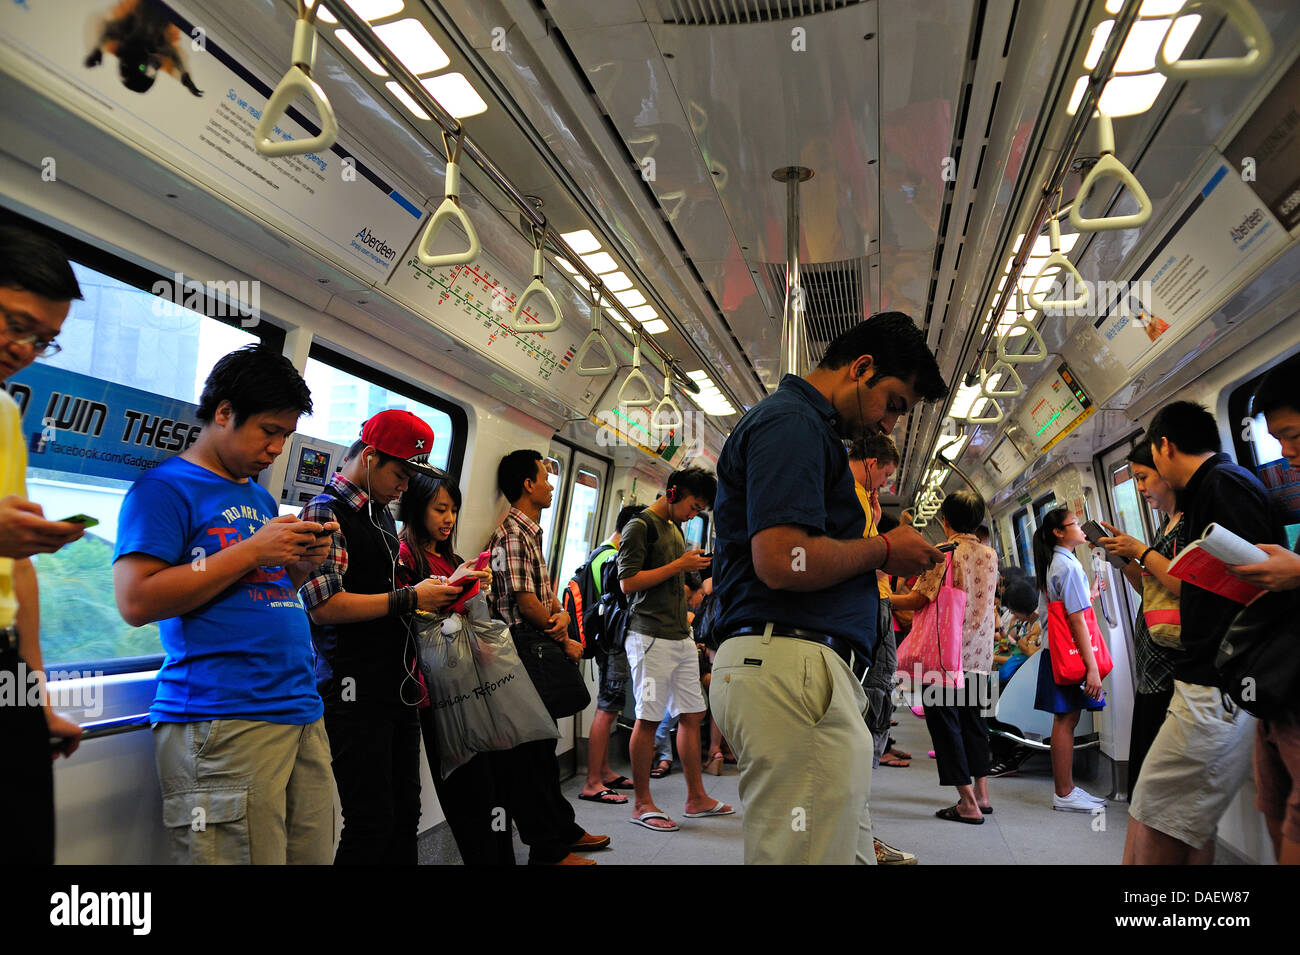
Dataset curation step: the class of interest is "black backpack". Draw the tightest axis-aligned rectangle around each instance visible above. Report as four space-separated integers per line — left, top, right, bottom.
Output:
596 555 633 656
563 543 616 658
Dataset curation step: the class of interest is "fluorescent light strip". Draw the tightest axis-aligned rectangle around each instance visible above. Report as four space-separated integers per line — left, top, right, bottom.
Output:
336 30 388 75
343 0 404 19
579 252 618 274
560 230 601 254
385 81 429 120
373 18 449 75
421 73 487 118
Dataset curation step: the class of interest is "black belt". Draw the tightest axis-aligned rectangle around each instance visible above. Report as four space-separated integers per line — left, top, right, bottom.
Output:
1 625 18 653
724 625 852 665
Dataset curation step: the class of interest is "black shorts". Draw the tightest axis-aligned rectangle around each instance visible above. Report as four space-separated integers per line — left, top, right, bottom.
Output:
597 645 630 713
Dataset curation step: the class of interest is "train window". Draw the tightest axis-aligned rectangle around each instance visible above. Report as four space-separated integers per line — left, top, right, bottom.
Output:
301 349 460 476
1230 364 1300 548
1012 508 1034 577
555 466 602 585
536 456 563 566
1110 461 1151 545
17 260 269 670
1032 492 1059 526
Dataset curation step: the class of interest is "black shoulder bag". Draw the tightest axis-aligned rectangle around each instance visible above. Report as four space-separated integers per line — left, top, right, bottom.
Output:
511 621 591 720
1216 589 1300 719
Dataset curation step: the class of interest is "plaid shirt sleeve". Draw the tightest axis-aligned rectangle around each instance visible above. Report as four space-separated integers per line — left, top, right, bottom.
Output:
297 498 348 611
499 525 538 598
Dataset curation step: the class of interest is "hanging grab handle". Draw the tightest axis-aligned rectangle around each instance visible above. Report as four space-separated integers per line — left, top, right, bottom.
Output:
254 2 338 158
513 228 563 333
617 336 654 408
980 359 1024 399
1027 218 1090 312
1157 0 1272 79
968 396 1004 426
574 287 617 377
1068 112 1153 233
416 130 481 268
652 368 684 433
999 292 1048 364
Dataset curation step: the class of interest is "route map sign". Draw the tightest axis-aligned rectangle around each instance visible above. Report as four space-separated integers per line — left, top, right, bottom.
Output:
1019 361 1095 454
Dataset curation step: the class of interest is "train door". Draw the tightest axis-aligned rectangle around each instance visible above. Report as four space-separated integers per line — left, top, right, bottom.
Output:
536 451 566 582
553 449 610 587
1097 437 1155 636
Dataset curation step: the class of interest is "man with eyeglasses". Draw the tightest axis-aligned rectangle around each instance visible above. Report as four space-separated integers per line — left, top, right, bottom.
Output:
617 466 732 832
0 222 88 863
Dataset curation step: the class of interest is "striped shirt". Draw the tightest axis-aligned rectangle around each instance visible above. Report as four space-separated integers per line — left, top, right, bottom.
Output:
1133 516 1182 695
487 507 552 628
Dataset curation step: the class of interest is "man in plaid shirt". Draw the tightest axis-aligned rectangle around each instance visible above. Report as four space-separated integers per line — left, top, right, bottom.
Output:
487 449 609 864
297 410 462 864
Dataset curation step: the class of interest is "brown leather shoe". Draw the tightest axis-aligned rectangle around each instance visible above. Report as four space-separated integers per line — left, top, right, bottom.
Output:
570 832 611 851
554 852 597 865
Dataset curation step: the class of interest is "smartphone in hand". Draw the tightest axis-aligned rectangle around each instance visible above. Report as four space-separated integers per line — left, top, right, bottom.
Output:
59 514 99 528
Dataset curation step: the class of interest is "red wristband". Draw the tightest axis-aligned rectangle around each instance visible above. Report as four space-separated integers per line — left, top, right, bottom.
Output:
881 534 891 568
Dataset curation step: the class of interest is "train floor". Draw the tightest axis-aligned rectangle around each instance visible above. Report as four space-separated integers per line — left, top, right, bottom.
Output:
418 707 1157 864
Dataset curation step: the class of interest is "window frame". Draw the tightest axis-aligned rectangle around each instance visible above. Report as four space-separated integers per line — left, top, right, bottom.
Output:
305 341 468 483
13 215 288 674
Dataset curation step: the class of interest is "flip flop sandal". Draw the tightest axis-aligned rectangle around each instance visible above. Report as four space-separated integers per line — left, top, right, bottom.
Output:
578 789 628 805
935 805 984 825
603 775 635 790
649 761 671 779
879 754 911 768
683 802 735 818
629 812 678 832
979 806 993 814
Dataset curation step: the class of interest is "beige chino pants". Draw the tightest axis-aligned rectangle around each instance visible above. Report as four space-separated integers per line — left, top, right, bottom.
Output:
710 630 875 864
154 717 334 865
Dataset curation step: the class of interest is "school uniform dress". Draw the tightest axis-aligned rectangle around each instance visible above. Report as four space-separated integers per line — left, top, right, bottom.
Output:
1034 546 1106 715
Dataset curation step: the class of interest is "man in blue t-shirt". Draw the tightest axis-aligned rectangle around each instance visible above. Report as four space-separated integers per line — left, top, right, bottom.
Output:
113 345 339 865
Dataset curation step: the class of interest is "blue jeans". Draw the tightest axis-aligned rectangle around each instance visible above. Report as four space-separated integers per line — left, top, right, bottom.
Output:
654 712 677 764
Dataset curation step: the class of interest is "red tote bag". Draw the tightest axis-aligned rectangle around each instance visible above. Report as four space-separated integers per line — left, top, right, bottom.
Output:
896 554 965 688
1046 600 1114 685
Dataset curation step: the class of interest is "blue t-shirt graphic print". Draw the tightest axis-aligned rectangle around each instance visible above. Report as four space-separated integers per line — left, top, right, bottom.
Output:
114 457 322 724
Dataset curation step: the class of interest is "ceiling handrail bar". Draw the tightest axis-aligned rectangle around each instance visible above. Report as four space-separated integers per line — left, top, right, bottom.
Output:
416 128 481 267
574 284 617 376
254 1 338 158
1157 0 1272 79
512 224 564 333
326 3 701 395
1068 111 1153 233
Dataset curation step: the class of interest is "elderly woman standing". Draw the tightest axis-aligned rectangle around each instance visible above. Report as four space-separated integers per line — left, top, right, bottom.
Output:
891 489 1000 824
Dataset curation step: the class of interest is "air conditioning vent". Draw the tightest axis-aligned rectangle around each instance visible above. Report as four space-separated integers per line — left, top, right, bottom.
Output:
762 258 867 359
655 0 866 26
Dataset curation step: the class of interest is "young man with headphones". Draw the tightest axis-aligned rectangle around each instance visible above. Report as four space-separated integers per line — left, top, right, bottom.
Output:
298 410 467 865
618 467 733 832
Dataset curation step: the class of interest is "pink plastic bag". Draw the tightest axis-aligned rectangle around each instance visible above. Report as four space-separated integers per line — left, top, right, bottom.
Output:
895 554 966 688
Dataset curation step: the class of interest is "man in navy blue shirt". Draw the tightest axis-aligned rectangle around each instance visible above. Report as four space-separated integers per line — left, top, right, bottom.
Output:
710 311 948 864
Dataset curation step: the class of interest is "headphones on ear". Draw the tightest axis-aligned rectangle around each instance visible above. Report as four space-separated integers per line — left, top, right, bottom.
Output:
666 485 678 504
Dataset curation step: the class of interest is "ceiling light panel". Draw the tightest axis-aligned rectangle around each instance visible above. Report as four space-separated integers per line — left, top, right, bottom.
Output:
374 18 450 75
579 251 618 274
421 73 488 118
601 272 633 292
336 30 388 75
560 230 601 254
343 0 404 20
385 81 429 120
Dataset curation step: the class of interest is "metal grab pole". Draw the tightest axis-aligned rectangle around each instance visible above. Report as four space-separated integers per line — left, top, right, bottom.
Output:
774 166 812 377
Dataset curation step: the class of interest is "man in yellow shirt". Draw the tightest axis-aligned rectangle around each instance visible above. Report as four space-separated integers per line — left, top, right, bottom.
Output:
848 434 915 865
0 223 90 863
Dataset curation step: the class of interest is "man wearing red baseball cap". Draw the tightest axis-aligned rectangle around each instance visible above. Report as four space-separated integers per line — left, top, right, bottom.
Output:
297 409 471 864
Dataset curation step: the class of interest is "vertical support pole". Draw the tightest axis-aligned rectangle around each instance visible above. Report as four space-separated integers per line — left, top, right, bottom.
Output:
773 166 813 378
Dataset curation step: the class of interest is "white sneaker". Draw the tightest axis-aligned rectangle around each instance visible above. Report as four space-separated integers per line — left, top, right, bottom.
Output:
1053 787 1106 813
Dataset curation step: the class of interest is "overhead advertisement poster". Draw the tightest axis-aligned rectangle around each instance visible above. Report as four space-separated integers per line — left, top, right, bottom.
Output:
1225 54 1300 233
0 0 422 280
1094 158 1288 371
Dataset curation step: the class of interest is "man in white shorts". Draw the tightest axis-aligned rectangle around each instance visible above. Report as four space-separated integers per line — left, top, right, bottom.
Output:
1128 401 1283 864
618 467 732 831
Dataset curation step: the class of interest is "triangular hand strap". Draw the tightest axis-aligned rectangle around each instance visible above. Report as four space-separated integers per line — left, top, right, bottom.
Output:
1068 113 1152 233
1157 0 1272 79
255 19 338 158
417 162 481 267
